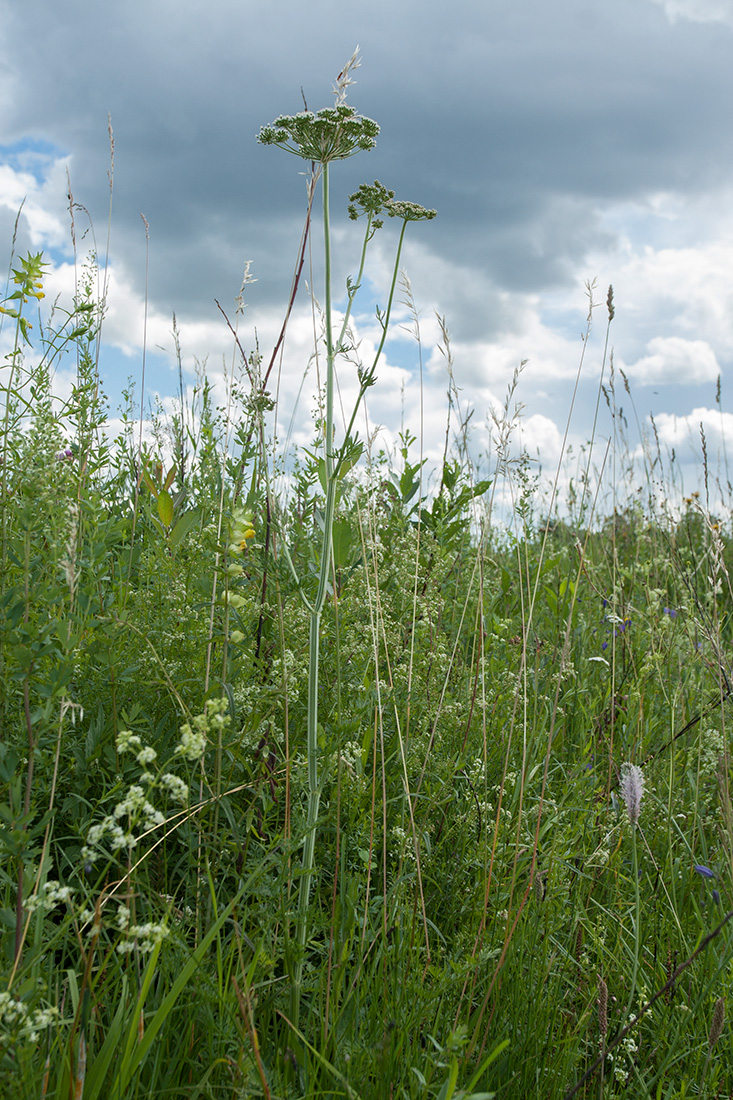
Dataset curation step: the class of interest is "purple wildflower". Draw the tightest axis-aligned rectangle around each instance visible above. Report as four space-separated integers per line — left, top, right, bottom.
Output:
694 865 721 905
662 607 678 619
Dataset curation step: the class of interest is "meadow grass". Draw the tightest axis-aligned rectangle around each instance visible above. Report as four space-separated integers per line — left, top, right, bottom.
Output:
2 59 733 1100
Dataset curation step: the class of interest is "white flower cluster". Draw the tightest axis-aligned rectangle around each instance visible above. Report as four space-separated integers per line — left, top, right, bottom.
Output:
77 907 101 938
114 785 165 830
117 730 157 770
82 818 136 864
24 879 74 914
113 903 169 954
116 729 142 753
82 783 166 866
0 991 59 1045
392 825 417 867
610 1033 638 1085
115 903 132 931
159 772 189 803
75 900 169 954
84 716 210 865
337 740 363 774
174 698 230 762
175 719 207 761
699 727 725 779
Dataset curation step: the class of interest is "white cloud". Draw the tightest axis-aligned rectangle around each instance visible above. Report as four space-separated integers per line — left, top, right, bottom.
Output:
651 405 733 449
517 413 566 466
0 156 72 251
613 244 733 353
622 336 721 385
643 405 733 504
5 117 733 516
648 0 733 25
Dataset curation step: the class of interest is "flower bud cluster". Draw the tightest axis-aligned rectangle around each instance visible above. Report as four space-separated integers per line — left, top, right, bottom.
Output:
258 104 379 163
347 180 437 227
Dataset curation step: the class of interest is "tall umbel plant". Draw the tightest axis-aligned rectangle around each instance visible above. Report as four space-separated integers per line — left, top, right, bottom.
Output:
258 51 435 1024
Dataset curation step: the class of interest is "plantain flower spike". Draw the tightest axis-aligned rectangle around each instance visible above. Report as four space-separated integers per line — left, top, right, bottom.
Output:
620 762 645 827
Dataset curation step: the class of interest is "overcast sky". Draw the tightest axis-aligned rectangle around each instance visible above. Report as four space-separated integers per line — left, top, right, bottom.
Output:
3 0 733 511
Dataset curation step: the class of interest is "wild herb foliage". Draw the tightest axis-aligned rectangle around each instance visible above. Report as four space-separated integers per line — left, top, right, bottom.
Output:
2 63 733 1100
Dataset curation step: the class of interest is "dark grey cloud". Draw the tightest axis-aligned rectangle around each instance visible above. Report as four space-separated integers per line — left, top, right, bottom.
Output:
4 0 732 326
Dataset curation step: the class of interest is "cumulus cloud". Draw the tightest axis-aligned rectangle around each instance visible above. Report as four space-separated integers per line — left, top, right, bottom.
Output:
651 405 733 450
644 405 733 504
622 336 721 385
0 154 71 251
517 413 566 467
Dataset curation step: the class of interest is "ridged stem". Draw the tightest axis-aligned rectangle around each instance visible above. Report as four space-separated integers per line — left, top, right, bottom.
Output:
291 161 336 1028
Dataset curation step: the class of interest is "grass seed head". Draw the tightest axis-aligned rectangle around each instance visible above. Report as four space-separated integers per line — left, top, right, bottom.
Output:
598 977 608 1039
709 997 725 1049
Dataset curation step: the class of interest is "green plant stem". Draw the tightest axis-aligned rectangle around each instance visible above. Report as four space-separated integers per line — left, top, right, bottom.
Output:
623 824 641 1025
292 160 337 1028
290 183 416 1028
14 538 36 968
333 219 408 476
332 213 372 356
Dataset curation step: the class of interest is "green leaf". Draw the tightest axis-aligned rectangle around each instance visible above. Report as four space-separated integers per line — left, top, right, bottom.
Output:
112 890 245 1096
0 745 20 782
79 978 130 1100
332 518 355 570
18 316 33 344
436 1056 459 1100
157 488 174 527
461 1038 509 1094
336 436 363 479
141 466 159 497
317 457 328 494
170 508 200 550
